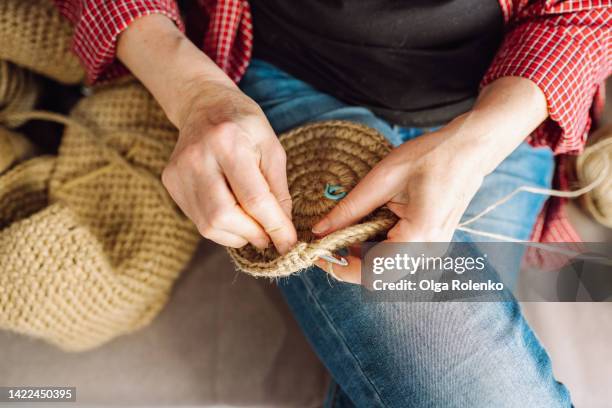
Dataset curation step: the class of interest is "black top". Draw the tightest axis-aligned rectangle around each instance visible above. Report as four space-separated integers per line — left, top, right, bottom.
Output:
250 0 504 127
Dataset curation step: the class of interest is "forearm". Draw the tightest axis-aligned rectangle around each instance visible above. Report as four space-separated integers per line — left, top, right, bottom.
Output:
117 14 236 127
447 76 549 175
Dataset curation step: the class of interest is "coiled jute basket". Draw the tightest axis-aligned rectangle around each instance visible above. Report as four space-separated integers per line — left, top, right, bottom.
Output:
228 121 398 277
0 0 199 351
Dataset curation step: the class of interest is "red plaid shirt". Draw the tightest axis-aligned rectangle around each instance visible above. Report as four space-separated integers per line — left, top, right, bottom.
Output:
53 0 611 246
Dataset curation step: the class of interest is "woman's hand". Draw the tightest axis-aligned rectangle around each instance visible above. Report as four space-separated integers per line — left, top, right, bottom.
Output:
313 120 488 242
162 79 296 252
313 76 549 283
117 14 297 253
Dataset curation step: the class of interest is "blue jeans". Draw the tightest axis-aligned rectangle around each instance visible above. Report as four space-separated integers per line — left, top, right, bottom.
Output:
239 59 572 407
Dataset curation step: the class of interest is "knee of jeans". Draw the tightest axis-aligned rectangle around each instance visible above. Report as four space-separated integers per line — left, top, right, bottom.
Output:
376 300 521 351
382 301 568 406
364 302 531 390
299 269 524 364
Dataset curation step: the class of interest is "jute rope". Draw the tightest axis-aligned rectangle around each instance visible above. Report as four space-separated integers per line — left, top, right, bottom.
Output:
576 124 612 228
457 151 610 242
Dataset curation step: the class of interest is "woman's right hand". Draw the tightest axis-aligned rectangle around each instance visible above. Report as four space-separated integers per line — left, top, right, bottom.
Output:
117 14 297 253
162 79 297 253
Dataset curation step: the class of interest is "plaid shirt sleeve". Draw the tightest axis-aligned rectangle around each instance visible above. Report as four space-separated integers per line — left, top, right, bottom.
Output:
54 0 183 83
485 1 611 250
199 0 253 84
52 0 185 83
52 0 252 85
483 0 612 155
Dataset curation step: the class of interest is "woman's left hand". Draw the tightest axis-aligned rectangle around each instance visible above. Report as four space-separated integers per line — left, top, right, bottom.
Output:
312 116 487 282
312 77 550 283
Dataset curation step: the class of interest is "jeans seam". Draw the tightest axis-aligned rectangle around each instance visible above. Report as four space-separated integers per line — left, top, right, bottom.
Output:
300 271 389 408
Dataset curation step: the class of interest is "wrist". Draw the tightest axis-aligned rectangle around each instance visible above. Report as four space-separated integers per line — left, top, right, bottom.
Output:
444 76 548 175
117 14 236 127
174 77 243 130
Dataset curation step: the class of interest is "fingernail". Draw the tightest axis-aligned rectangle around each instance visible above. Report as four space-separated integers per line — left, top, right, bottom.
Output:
255 236 270 248
312 219 330 235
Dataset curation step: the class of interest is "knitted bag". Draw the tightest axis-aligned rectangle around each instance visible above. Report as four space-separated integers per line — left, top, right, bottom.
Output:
0 0 84 84
0 0 199 351
0 80 200 352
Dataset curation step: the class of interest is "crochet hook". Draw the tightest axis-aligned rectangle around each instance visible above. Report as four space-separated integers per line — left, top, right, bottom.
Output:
319 253 348 266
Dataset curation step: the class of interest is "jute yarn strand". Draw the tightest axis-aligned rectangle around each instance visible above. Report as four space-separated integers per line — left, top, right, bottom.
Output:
576 124 612 228
0 0 84 84
227 121 398 277
0 81 200 352
0 126 38 172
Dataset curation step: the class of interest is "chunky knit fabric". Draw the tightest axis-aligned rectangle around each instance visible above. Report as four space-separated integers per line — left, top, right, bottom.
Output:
0 0 199 351
0 82 200 351
0 0 84 84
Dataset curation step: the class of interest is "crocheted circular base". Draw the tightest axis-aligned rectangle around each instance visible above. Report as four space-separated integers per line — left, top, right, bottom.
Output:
228 120 398 277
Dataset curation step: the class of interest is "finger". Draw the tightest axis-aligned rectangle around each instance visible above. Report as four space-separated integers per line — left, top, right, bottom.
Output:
219 149 297 254
386 206 456 244
203 229 249 248
385 218 425 243
218 205 272 249
312 165 394 236
165 158 271 249
195 176 271 249
314 253 362 284
260 141 293 218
